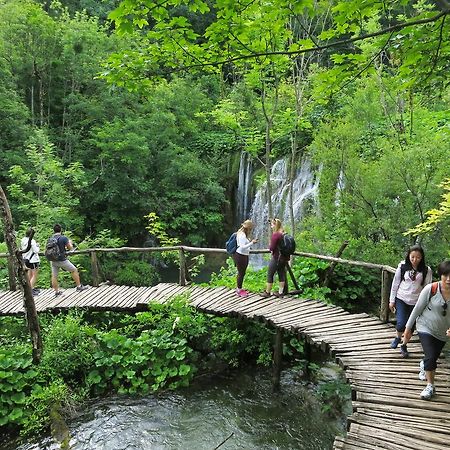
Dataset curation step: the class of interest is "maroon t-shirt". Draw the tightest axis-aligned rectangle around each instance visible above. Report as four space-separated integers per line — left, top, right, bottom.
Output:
269 231 283 260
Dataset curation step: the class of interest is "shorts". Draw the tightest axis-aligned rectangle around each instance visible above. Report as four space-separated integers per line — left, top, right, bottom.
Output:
24 260 40 270
51 259 77 276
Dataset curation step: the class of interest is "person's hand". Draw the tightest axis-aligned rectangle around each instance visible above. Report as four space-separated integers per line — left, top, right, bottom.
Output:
252 239 258 244
403 328 412 343
446 328 450 337
389 303 396 313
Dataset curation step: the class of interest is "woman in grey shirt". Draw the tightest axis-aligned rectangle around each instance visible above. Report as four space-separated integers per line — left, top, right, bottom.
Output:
403 260 450 400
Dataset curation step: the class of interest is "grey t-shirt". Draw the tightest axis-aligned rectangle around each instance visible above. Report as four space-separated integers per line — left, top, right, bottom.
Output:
406 282 450 342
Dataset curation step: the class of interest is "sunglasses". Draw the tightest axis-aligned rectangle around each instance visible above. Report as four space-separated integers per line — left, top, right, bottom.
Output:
443 302 447 317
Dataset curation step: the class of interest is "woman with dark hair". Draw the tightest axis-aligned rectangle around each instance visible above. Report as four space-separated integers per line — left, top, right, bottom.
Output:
403 260 450 400
389 245 432 357
21 228 40 296
233 220 257 297
260 218 289 298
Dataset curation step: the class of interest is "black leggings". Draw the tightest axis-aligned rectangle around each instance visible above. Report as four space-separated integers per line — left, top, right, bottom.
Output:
267 257 286 283
233 252 249 289
418 332 446 371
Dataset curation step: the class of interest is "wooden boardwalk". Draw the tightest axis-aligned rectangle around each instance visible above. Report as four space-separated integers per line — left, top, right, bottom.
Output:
1 282 449 449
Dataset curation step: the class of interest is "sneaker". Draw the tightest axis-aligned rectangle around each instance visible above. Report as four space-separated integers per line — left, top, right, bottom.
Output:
420 384 435 400
419 360 426 381
260 291 271 298
399 344 409 358
273 292 284 298
237 289 248 297
390 337 401 349
76 284 88 292
31 288 39 296
54 290 63 297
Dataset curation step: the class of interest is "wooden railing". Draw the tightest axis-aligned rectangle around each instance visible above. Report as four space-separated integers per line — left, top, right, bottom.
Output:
0 246 395 321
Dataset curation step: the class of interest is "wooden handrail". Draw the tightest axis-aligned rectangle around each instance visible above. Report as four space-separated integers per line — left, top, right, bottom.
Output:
0 245 396 273
0 245 395 321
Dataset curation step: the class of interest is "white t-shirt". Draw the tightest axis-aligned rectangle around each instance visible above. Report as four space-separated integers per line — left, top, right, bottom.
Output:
389 261 432 305
236 231 253 256
20 237 40 263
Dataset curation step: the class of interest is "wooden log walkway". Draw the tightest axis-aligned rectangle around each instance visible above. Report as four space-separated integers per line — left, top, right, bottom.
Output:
1 282 449 449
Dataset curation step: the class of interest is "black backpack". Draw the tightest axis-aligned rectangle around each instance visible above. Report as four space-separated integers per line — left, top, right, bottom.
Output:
225 232 238 255
278 233 296 257
45 235 64 261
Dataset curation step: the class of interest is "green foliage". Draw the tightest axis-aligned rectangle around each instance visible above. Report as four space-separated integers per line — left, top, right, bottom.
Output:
316 379 351 417
87 327 194 394
0 346 37 428
108 258 160 286
39 313 97 386
7 130 87 233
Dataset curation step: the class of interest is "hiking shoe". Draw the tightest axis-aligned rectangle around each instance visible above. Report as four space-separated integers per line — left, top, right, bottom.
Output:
76 284 88 292
273 292 284 298
419 360 426 381
420 384 435 400
399 344 409 358
54 290 63 297
390 337 401 349
260 291 271 298
31 288 39 296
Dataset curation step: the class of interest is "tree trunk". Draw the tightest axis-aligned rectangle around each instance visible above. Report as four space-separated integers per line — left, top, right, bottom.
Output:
0 184 42 363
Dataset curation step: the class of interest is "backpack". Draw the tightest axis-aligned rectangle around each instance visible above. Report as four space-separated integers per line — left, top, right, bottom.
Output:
225 232 238 255
278 233 296 257
428 281 439 304
45 235 64 261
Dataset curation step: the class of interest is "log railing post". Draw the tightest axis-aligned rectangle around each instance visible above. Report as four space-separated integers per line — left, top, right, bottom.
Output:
380 269 393 322
7 255 17 291
179 248 186 286
90 251 100 287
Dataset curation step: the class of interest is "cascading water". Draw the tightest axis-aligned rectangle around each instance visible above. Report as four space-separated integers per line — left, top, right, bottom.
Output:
235 151 253 224
248 157 320 268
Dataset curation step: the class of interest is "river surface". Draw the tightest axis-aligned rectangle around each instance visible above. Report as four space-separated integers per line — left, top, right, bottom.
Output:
7 366 346 450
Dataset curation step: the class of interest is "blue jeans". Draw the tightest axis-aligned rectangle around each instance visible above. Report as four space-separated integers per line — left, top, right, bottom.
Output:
395 298 415 332
418 332 446 371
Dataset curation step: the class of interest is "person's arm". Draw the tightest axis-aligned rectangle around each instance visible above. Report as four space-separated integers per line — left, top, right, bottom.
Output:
31 240 39 254
403 284 431 342
389 264 402 311
61 236 73 251
269 233 281 253
424 267 433 285
237 232 254 250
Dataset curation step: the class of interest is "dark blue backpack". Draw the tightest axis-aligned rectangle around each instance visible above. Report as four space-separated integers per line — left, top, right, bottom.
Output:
225 232 238 255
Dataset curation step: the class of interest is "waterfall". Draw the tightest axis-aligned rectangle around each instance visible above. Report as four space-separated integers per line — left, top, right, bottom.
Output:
249 157 320 268
335 169 345 207
236 151 253 224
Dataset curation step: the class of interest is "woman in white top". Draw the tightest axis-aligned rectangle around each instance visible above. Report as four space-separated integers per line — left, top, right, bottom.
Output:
389 245 432 357
233 220 257 297
21 228 41 295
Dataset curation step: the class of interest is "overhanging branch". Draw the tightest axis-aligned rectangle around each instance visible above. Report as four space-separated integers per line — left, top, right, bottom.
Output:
163 9 449 73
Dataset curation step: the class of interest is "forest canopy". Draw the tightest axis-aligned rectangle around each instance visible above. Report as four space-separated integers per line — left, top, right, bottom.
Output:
0 0 449 271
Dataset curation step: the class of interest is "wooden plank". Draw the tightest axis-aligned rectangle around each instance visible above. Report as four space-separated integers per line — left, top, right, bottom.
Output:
348 422 443 450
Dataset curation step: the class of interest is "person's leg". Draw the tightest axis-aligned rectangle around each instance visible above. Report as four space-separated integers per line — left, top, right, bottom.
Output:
262 258 277 296
418 332 446 399
234 253 248 291
51 263 60 292
29 268 39 288
57 259 87 290
70 269 81 286
276 261 286 296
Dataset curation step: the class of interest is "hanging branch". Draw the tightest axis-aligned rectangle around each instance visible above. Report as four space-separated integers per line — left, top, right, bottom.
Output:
0 184 42 364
